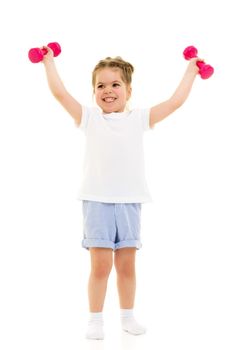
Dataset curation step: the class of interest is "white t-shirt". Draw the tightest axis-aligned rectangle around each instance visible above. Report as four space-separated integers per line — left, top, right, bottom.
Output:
76 106 153 203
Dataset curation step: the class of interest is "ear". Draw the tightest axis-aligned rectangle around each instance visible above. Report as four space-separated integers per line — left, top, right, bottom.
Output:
127 86 132 100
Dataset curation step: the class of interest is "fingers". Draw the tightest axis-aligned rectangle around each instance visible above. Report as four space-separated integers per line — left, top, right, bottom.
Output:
41 46 54 62
42 45 53 55
194 57 205 63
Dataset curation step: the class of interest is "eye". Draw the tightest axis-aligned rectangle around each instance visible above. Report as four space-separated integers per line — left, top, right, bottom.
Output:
112 83 120 88
97 84 104 89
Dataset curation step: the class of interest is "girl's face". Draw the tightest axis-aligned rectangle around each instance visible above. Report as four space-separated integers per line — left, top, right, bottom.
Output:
94 68 131 114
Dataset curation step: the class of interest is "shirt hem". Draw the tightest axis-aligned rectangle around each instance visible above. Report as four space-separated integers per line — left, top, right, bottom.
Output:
76 194 153 204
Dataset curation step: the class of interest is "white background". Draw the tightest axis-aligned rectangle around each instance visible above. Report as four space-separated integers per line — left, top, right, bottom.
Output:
0 0 232 349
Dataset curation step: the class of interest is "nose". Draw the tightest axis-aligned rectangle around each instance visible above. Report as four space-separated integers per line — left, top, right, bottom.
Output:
104 85 112 94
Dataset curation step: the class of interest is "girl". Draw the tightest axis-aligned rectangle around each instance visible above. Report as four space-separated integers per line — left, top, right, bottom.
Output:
42 47 200 339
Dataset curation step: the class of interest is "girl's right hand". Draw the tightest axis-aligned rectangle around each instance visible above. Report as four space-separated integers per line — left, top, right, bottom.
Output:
41 46 54 63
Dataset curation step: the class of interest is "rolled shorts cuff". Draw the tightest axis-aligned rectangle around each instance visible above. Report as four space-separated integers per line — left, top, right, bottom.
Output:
115 240 142 250
82 239 115 250
82 238 142 251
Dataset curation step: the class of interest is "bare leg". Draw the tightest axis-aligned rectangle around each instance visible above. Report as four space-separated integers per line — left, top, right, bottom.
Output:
114 248 146 335
114 248 136 309
88 248 113 312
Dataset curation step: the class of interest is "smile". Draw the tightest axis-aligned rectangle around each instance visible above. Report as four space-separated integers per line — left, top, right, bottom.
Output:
103 97 116 103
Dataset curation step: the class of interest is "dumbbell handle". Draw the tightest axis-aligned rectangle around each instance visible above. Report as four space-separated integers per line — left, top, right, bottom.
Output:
183 46 214 79
28 42 61 63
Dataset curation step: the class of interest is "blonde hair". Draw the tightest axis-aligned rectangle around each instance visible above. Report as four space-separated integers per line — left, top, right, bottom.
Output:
92 56 134 89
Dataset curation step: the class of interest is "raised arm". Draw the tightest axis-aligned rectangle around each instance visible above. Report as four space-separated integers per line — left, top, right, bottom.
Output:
149 58 200 128
42 46 82 126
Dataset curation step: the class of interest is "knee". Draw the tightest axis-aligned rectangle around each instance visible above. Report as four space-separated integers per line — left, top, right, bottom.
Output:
115 260 135 278
91 259 113 279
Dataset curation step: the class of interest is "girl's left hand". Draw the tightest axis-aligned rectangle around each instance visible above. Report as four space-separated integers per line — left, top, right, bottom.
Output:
187 57 204 74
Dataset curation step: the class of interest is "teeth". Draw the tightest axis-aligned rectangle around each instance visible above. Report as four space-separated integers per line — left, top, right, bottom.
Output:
104 98 115 102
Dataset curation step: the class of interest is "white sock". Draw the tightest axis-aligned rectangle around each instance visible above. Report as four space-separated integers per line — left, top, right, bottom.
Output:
86 312 104 340
120 309 146 335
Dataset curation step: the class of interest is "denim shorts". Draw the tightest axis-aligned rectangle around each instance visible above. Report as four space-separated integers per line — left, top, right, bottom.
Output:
82 201 142 250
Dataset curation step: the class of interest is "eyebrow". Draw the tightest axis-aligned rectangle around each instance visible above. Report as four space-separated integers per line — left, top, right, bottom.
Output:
96 80 122 85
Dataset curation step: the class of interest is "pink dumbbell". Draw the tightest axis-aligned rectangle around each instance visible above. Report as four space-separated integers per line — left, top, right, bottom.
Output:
28 42 61 63
183 46 214 79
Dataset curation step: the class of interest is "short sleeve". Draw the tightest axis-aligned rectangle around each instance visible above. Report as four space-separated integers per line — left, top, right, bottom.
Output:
140 108 151 132
78 105 91 132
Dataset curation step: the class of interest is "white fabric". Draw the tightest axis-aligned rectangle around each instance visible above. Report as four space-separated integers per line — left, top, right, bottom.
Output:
86 312 104 340
120 308 146 335
76 106 153 203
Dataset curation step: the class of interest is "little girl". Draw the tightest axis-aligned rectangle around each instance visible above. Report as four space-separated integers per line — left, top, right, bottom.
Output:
42 47 200 340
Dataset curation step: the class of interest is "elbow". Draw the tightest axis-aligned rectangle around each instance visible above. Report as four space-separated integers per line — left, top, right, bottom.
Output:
52 90 66 101
49 84 67 101
170 97 184 110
